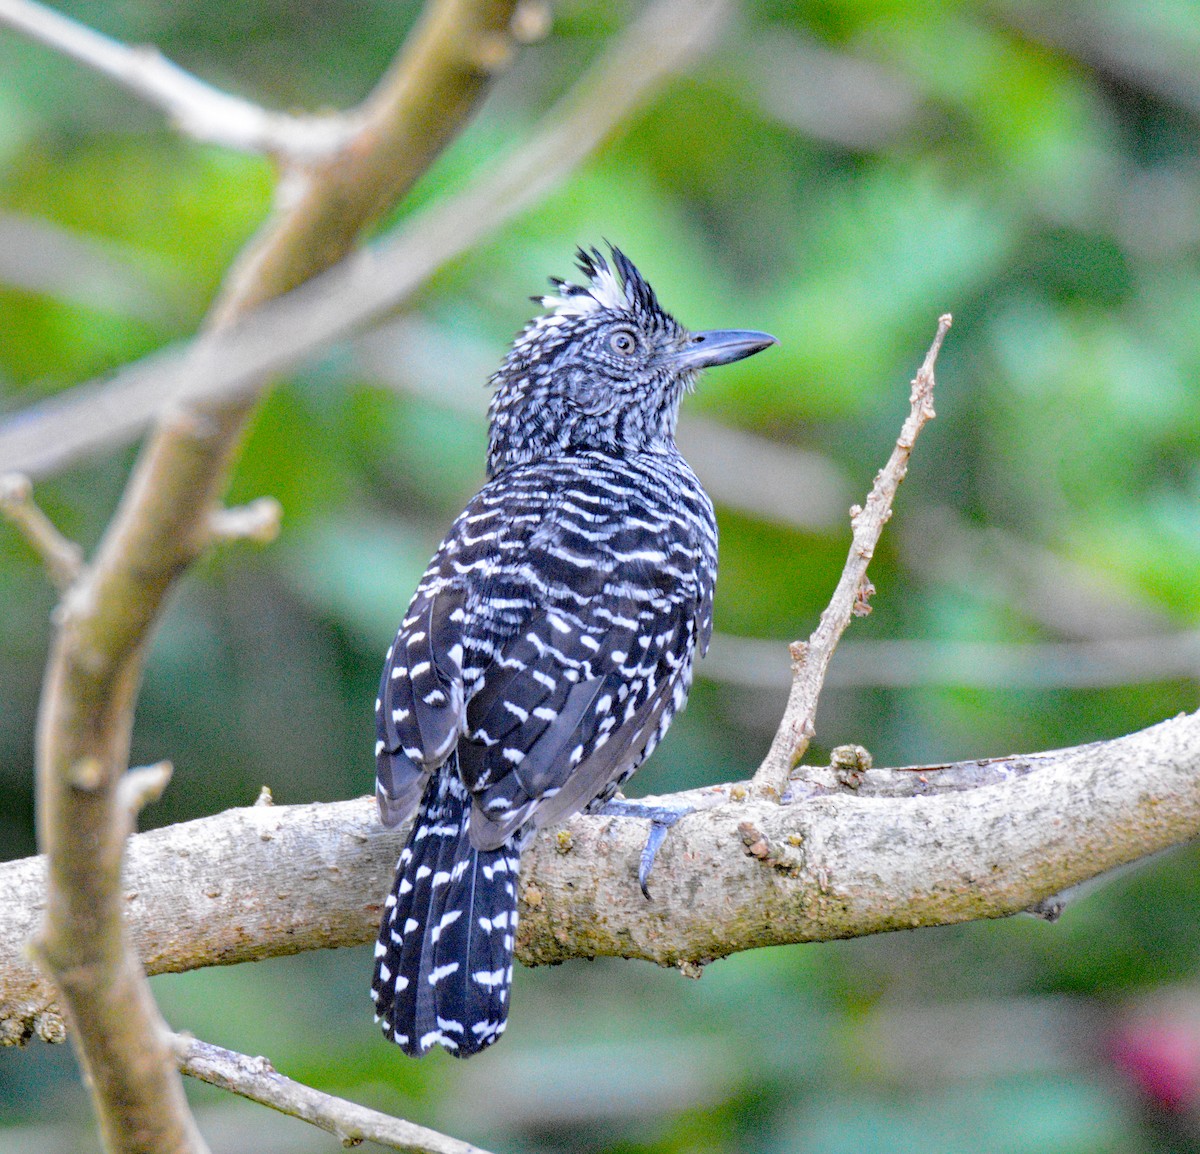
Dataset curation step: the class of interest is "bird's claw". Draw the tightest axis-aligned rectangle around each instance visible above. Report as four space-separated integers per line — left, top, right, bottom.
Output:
596 798 691 898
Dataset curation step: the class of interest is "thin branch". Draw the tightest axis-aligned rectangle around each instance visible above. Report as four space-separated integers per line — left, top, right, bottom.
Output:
753 314 951 796
0 473 84 591
3 709 1198 1042
172 1034 495 1154
0 0 733 480
0 0 354 158
0 210 194 324
704 630 1200 690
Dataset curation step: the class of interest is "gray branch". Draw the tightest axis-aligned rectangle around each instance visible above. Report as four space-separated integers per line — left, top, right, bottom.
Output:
3 709 1197 1042
0 0 354 157
173 1035 495 1154
753 315 950 795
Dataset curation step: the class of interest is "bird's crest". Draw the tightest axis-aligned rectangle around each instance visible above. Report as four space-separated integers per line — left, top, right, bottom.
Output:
539 244 662 319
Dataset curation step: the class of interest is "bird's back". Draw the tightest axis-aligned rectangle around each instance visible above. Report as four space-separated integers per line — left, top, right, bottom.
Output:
379 446 717 848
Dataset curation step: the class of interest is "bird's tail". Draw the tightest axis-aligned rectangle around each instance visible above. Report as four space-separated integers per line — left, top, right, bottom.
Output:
372 764 519 1058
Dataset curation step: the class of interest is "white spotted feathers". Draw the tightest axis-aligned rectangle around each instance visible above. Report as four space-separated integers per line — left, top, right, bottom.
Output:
371 245 775 1058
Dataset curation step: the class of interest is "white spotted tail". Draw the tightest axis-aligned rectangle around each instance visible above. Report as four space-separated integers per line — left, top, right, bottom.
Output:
372 763 518 1057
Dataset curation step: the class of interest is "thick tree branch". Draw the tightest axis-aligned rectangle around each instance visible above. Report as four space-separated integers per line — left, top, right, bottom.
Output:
754 314 950 797
3 710 1197 1042
172 1034 495 1154
25 0 531 1149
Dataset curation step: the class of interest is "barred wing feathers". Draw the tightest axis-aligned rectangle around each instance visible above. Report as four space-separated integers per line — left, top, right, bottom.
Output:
376 451 715 837
375 588 467 827
460 596 695 850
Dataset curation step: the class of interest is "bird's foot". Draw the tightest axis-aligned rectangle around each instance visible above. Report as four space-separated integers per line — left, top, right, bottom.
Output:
596 798 692 898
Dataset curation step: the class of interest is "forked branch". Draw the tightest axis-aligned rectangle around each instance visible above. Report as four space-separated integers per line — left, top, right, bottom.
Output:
20 0 528 1149
4 0 737 1149
0 473 84 590
0 0 732 480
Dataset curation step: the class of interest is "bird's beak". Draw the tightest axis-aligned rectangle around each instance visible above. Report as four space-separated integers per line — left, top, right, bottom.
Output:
673 330 778 372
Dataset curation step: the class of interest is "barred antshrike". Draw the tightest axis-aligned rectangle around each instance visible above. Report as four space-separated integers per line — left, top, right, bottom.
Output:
372 245 776 1057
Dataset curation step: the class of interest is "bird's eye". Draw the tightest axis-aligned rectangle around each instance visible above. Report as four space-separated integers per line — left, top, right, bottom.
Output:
609 330 637 356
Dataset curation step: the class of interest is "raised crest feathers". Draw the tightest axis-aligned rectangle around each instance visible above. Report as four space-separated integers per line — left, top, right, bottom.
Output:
537 243 662 318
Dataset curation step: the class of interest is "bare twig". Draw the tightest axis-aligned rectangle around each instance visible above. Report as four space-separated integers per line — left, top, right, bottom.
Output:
0 0 354 158
0 0 733 480
2 709 1198 1041
173 1035 494 1154
752 314 951 796
0 473 84 591
207 498 283 546
115 762 174 829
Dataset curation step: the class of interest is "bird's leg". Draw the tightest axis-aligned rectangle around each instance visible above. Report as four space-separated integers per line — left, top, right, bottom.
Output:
595 797 692 898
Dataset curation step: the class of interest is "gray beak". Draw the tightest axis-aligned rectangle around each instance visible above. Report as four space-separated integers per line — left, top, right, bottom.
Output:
673 329 778 372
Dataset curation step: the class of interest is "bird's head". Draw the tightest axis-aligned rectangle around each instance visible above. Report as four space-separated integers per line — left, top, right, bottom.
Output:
486 245 776 476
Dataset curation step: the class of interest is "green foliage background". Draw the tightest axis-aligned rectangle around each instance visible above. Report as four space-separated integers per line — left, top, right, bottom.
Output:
2 0 1200 1150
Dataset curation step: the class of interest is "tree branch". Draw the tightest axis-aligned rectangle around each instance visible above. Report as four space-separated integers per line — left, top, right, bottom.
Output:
3 709 1197 1042
24 0 532 1148
172 1034 495 1154
0 0 733 480
0 210 194 324
704 629 1200 690
0 0 354 158
0 473 84 591
753 314 950 796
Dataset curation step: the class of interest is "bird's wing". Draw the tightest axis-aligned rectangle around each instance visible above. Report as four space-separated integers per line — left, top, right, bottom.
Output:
375 580 468 827
458 565 701 851
373 472 561 828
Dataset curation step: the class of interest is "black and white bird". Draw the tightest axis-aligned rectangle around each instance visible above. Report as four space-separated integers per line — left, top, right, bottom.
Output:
372 245 776 1057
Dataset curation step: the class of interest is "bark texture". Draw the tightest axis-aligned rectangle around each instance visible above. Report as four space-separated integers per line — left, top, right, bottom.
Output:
4 709 1197 1043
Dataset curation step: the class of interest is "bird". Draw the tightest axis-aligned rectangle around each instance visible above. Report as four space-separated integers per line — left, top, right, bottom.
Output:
371 244 776 1058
